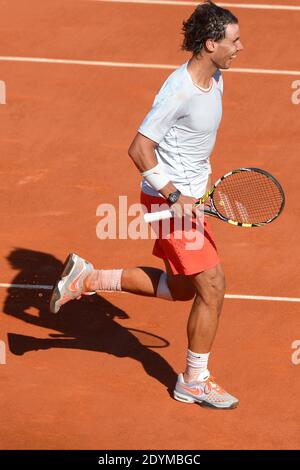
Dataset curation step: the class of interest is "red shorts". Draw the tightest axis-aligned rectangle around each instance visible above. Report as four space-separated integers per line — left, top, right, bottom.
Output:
141 192 220 276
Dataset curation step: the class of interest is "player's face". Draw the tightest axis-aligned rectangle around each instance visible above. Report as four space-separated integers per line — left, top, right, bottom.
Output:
212 23 243 69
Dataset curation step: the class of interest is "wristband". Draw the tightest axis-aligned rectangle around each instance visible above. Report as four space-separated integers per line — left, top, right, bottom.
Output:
141 163 170 191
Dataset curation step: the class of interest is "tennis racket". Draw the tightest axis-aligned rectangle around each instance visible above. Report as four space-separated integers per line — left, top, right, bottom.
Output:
143 168 285 227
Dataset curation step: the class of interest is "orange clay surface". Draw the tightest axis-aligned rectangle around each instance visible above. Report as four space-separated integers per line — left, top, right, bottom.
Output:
0 0 299 450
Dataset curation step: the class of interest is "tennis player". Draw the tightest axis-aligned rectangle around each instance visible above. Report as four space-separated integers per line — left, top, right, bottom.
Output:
50 2 243 409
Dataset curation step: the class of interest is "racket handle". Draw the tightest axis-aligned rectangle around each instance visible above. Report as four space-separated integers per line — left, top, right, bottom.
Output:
144 209 174 223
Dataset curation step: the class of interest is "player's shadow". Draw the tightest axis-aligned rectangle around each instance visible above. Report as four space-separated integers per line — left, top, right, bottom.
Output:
4 248 177 391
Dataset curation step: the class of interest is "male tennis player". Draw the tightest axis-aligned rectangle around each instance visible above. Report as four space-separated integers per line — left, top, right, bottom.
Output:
50 2 243 409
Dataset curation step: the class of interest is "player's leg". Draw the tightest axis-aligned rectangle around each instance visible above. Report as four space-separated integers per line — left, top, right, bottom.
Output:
83 258 195 300
174 263 239 409
186 263 225 356
85 266 163 297
49 254 195 314
108 261 195 301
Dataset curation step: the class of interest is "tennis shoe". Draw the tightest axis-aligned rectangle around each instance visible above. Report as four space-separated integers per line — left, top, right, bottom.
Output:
50 253 94 313
174 372 239 409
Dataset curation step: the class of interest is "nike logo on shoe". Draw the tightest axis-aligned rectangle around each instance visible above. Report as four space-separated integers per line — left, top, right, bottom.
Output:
69 264 86 293
179 384 202 396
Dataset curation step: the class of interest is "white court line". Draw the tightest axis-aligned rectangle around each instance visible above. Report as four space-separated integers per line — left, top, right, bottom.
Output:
0 283 299 302
92 0 300 12
225 294 300 302
0 56 299 76
0 283 53 290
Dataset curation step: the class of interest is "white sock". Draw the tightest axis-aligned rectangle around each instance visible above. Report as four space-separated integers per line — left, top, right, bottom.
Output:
184 349 210 382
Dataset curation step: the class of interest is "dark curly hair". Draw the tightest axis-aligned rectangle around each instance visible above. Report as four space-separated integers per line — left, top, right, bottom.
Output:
182 1 238 55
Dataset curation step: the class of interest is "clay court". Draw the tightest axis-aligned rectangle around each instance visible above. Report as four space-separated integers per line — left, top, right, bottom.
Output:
0 0 299 450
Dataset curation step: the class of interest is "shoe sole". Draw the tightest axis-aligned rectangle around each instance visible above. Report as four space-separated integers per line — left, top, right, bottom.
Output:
49 253 77 314
173 390 239 409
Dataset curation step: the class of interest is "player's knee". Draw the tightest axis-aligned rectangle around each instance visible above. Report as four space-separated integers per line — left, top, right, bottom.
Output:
207 270 225 299
194 266 226 302
214 268 226 297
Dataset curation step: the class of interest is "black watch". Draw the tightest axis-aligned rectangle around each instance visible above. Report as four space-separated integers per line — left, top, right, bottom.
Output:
166 189 181 205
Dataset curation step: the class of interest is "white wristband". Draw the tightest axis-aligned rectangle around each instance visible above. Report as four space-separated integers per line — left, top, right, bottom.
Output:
141 163 170 191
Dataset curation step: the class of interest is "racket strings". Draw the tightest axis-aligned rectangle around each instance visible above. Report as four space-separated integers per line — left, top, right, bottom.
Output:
212 171 284 224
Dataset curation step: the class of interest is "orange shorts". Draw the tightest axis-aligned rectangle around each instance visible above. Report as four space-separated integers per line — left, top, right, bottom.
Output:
141 192 220 276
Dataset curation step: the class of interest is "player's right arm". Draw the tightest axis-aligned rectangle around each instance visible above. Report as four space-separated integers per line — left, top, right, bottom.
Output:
128 132 177 198
128 133 196 216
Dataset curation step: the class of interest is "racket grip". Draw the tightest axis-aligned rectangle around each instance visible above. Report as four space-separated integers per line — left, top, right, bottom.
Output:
144 209 174 223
